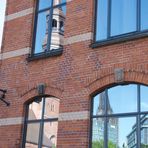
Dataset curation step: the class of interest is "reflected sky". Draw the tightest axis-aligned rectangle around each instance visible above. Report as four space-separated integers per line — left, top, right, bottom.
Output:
96 0 148 41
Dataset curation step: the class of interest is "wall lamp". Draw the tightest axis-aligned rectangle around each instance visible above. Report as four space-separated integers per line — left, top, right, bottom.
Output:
0 89 10 106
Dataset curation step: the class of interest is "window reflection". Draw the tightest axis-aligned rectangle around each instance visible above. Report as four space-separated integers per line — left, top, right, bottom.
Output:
141 114 148 147
92 118 104 148
141 85 148 112
34 0 66 54
111 0 136 36
25 123 40 147
24 97 60 148
91 84 148 148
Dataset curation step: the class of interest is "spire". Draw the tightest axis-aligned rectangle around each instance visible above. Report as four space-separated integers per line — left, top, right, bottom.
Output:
97 91 113 115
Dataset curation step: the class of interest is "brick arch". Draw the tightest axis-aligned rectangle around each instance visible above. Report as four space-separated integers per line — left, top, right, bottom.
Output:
20 84 63 105
86 70 148 97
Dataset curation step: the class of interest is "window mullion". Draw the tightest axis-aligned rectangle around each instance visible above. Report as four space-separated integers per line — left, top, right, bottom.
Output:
104 89 108 148
137 85 141 148
38 97 46 148
137 0 141 31
107 0 111 38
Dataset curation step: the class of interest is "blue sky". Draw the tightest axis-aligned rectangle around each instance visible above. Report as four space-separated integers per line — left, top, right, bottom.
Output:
0 0 6 49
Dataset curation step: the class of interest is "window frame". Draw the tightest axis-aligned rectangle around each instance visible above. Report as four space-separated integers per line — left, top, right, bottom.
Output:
28 0 67 61
90 83 148 148
91 0 148 48
22 96 59 148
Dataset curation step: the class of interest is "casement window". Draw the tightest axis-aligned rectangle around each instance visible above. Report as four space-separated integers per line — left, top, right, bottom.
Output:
90 84 148 148
29 0 66 60
22 97 60 148
93 0 148 47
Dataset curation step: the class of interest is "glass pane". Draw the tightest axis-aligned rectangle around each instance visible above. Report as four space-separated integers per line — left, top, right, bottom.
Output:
92 118 104 148
141 0 148 30
53 0 66 6
39 0 52 10
42 121 58 148
108 117 137 148
44 97 60 119
96 0 108 41
93 91 107 116
141 114 148 147
111 0 136 36
34 11 50 53
49 5 66 51
141 85 148 112
25 123 40 148
108 84 137 114
28 98 43 120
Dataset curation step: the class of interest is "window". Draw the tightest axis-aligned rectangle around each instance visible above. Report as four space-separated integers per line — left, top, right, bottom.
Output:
94 0 148 47
30 0 66 60
91 84 148 148
23 97 60 148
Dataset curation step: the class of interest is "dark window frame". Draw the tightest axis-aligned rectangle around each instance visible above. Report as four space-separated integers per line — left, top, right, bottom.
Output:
28 0 66 61
90 83 148 148
22 96 59 148
91 0 148 48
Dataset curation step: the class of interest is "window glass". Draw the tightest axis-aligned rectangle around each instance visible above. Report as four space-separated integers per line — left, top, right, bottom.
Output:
141 115 148 147
24 97 60 148
25 123 40 147
50 5 66 50
96 0 108 41
42 121 58 148
53 0 66 6
108 85 137 114
39 0 52 10
34 11 50 53
141 85 148 112
92 118 104 148
108 117 136 148
111 0 136 36
141 0 148 30
44 97 59 119
28 98 43 120
91 84 148 148
33 0 66 55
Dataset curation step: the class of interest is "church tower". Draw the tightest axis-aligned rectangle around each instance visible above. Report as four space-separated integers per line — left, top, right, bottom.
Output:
42 0 66 51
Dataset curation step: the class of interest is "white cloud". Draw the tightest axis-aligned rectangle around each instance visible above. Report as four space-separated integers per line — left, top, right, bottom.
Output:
0 0 6 49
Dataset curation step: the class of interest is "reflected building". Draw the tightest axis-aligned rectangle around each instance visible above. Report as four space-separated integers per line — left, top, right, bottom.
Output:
127 115 148 148
92 91 119 147
42 0 65 51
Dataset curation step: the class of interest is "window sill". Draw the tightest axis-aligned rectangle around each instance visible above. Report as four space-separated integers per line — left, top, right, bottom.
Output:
27 48 63 61
90 32 148 48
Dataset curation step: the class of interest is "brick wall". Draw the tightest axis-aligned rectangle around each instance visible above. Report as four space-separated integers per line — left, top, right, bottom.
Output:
0 0 148 147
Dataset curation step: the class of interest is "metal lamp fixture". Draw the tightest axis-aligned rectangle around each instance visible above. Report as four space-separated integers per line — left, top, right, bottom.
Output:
0 89 10 106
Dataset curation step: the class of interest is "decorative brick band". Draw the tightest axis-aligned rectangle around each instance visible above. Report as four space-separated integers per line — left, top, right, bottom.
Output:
0 31 92 60
64 32 93 45
5 8 34 22
59 111 89 121
0 47 30 60
0 117 23 126
0 111 89 126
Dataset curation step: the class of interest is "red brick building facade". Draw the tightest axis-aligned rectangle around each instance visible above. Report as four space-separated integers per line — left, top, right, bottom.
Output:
0 0 148 147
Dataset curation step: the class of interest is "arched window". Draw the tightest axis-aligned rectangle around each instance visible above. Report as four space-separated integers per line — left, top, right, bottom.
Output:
91 84 148 148
23 96 60 148
52 19 57 28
